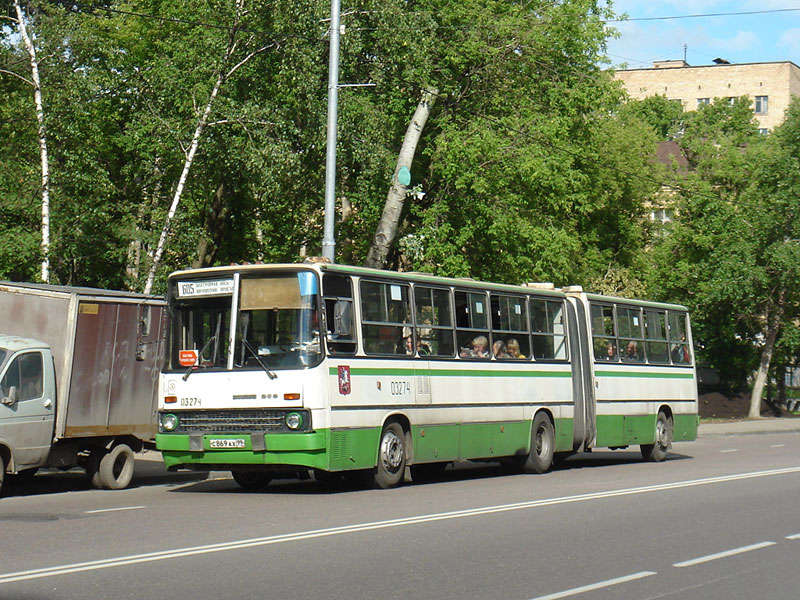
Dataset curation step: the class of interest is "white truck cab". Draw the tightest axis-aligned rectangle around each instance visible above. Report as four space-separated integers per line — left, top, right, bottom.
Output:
0 337 57 491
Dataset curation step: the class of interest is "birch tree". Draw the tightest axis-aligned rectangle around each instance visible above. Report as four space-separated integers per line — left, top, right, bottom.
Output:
365 88 437 268
8 0 50 282
143 0 280 294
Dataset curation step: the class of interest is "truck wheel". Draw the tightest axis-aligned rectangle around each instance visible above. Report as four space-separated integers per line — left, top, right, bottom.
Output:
97 444 136 490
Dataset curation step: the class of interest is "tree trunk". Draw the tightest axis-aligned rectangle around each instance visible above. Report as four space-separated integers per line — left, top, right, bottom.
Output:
141 2 278 294
142 64 227 294
14 0 51 282
192 182 229 269
365 88 437 269
748 298 784 418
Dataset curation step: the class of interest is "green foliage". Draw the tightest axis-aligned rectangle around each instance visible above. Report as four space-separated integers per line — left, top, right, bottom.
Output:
617 94 684 140
1 0 659 294
648 98 800 387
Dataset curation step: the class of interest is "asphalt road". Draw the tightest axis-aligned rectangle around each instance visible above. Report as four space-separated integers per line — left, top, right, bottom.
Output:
1 432 799 600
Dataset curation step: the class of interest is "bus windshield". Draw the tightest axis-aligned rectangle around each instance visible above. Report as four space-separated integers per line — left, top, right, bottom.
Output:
167 272 321 371
234 273 321 369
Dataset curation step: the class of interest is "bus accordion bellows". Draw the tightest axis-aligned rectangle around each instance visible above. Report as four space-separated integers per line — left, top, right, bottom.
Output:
156 263 698 489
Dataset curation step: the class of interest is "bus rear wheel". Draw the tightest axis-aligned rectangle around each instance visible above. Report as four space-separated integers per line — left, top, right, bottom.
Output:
523 413 555 474
372 422 406 489
641 410 672 462
232 470 273 490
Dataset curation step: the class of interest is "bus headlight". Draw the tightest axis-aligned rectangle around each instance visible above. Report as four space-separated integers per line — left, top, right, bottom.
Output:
161 413 179 432
285 412 303 430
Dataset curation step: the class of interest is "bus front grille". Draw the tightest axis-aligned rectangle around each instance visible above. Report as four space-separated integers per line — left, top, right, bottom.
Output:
177 410 290 433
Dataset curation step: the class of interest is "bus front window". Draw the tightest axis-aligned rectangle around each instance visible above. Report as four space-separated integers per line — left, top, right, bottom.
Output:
169 294 232 370
234 273 321 370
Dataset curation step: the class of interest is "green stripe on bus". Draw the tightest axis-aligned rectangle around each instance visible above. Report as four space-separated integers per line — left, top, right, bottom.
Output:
329 367 572 378
594 370 695 379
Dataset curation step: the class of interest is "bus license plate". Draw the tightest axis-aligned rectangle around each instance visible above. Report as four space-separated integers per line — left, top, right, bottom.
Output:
210 438 246 449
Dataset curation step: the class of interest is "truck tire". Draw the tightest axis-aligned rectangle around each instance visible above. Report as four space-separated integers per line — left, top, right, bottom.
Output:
97 444 136 490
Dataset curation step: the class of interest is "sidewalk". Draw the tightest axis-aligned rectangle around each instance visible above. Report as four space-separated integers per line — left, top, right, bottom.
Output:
698 417 800 437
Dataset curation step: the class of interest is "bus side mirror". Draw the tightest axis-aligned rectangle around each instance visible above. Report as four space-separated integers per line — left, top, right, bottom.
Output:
1 385 18 406
333 301 352 337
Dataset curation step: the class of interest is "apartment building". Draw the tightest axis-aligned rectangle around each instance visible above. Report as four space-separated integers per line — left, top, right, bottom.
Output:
614 60 800 133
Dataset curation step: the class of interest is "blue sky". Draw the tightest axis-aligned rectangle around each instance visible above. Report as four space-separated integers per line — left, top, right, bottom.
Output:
604 1 800 68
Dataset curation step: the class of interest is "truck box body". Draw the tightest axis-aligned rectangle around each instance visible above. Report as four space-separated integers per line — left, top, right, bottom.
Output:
0 282 165 442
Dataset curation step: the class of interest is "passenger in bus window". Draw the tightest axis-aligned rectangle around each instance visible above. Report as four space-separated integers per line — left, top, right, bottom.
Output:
623 341 642 362
507 338 526 359
603 342 617 361
406 334 431 356
493 340 509 359
671 335 690 364
460 335 490 358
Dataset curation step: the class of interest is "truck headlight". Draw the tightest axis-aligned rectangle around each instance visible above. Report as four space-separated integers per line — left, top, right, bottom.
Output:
162 413 179 432
285 412 303 430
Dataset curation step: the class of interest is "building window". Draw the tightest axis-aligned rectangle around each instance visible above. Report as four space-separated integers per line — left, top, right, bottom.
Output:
650 208 674 223
755 96 768 114
697 98 710 107
758 128 770 135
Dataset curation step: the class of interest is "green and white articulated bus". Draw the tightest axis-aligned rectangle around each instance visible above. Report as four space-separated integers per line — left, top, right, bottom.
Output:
156 262 698 489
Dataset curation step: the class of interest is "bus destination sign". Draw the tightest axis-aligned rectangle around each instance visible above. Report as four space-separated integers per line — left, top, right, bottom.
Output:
177 278 234 298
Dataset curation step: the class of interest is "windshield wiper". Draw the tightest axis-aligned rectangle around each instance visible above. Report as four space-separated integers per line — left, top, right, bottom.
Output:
182 335 217 381
241 338 278 380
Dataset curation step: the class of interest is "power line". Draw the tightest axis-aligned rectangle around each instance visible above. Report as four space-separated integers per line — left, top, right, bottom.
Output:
609 7 800 23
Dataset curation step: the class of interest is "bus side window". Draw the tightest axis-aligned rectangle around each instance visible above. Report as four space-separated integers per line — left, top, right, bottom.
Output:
590 303 617 361
454 290 491 359
644 310 670 364
360 280 412 355
323 274 356 354
618 306 645 363
491 294 529 359
414 286 454 357
530 298 567 360
668 312 692 364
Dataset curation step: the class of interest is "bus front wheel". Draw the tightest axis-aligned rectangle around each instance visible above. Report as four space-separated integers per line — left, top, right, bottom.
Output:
523 413 555 474
232 470 272 490
641 410 672 462
373 422 406 489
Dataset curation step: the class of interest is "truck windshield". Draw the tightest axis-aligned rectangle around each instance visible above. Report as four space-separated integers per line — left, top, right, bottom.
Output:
167 272 321 371
234 273 321 370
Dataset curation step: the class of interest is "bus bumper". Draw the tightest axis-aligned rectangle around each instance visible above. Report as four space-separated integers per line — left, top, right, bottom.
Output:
156 431 328 470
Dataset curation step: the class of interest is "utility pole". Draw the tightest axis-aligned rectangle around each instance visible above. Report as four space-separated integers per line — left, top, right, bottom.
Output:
322 0 341 263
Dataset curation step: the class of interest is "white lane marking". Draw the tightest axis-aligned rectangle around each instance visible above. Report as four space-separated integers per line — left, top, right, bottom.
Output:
720 449 739 453
529 571 657 600
84 506 145 515
1 466 799 585
770 444 785 448
786 533 800 540
673 541 776 568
